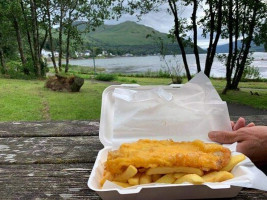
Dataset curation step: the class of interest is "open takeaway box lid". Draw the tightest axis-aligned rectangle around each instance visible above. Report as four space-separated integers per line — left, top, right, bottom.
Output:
88 72 267 200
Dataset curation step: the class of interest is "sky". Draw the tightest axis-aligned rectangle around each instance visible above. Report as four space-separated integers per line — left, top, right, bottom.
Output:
105 2 229 49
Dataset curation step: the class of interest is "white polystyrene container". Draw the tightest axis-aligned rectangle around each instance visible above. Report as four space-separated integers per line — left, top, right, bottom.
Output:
88 84 242 200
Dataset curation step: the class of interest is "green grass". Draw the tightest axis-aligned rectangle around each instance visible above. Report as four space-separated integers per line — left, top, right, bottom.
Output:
220 88 267 110
45 82 106 120
117 76 172 85
0 77 266 121
0 79 43 121
0 78 107 121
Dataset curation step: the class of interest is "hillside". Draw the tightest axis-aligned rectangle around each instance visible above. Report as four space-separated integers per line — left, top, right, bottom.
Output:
216 40 265 53
77 21 205 55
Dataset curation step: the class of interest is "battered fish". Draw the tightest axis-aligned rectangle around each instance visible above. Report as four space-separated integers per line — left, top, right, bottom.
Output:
105 139 231 175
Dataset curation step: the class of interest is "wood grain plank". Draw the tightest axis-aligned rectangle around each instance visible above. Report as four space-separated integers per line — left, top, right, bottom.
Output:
0 136 103 164
0 163 266 200
0 163 100 199
0 121 100 137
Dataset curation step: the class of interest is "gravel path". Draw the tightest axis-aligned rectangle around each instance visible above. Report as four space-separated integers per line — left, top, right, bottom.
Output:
227 102 267 116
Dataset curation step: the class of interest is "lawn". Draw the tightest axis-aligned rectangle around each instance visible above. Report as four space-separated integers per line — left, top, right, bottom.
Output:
0 78 107 121
0 77 266 121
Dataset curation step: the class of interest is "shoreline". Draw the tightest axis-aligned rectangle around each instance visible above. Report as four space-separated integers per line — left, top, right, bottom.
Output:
47 52 267 78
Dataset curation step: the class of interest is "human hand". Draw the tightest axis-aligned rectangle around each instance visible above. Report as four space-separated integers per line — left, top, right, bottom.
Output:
231 117 255 131
209 126 267 166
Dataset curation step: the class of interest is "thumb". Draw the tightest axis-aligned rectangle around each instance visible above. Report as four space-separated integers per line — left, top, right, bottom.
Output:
208 131 238 144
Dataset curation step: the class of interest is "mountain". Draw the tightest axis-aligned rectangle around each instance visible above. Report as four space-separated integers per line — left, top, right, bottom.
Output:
76 21 205 55
216 40 265 53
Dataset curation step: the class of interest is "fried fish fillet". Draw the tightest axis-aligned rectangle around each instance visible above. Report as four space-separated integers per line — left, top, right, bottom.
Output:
105 139 231 175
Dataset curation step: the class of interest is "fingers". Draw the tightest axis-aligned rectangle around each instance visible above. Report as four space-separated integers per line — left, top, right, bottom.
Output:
246 122 255 127
231 117 255 131
231 121 235 129
208 131 238 144
233 117 246 131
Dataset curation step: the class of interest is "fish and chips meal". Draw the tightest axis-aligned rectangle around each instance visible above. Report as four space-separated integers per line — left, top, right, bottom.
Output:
100 139 245 188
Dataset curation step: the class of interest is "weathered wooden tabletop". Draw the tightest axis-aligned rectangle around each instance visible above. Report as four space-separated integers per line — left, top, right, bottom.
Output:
0 116 267 199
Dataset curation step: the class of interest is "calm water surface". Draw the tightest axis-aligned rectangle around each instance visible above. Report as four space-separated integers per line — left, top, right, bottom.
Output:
67 52 267 78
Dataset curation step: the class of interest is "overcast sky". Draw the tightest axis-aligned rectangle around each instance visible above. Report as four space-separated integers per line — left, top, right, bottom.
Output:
105 2 229 49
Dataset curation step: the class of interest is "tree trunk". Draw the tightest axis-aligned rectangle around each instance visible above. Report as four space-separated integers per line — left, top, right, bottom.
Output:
12 16 29 75
192 0 201 73
30 0 41 77
20 0 34 68
168 0 191 80
231 2 258 89
40 29 48 55
232 2 248 85
13 17 26 66
46 0 58 74
58 1 64 72
0 48 7 74
204 0 214 76
65 28 71 73
230 0 239 77
222 0 233 95
204 0 222 77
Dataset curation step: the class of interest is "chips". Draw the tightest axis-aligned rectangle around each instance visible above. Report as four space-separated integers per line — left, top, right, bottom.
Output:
113 165 138 182
146 166 204 176
102 147 246 188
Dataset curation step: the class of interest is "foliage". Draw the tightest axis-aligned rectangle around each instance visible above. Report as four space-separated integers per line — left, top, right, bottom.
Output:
242 66 261 81
4 60 41 80
0 0 116 78
114 0 267 87
94 73 117 81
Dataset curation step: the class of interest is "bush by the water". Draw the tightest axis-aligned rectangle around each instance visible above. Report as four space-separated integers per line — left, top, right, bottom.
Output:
1 59 48 79
95 73 117 81
118 69 171 78
62 64 105 74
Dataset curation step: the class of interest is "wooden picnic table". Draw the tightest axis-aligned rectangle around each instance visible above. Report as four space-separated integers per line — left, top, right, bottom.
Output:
0 116 267 199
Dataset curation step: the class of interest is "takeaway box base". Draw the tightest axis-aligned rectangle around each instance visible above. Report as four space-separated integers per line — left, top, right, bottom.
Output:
88 73 267 199
88 148 242 200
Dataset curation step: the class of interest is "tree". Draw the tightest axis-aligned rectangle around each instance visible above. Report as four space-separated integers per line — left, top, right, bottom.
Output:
0 1 18 74
201 0 223 77
221 0 267 94
114 0 225 80
19 0 48 77
46 0 58 74
62 0 115 73
8 1 27 67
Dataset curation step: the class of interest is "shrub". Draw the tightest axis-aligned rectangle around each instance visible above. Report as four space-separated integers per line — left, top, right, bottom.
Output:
95 73 117 81
242 65 261 81
3 58 48 79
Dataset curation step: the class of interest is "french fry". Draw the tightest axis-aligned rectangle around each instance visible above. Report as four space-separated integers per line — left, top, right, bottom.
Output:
112 181 132 188
152 174 162 182
113 165 138 182
174 174 204 185
202 171 234 182
140 173 152 184
173 172 187 179
155 173 176 184
100 171 113 186
221 154 246 172
146 166 204 176
128 173 141 186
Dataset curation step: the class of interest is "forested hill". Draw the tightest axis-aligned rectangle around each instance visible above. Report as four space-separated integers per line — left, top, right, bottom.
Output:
77 21 205 55
216 40 265 53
